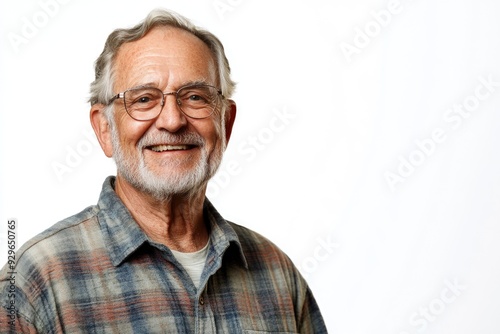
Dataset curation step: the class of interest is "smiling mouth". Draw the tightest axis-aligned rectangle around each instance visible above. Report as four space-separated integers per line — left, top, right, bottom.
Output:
147 144 195 152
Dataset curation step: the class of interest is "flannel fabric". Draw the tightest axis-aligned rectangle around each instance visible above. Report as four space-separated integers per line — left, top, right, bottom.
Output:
0 176 327 333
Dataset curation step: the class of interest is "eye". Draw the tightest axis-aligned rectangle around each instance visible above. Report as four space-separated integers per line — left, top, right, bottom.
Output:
180 89 208 101
179 87 214 104
187 93 207 102
138 96 151 103
126 89 161 106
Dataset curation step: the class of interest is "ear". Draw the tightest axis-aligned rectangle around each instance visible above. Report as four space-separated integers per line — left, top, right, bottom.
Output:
90 104 114 158
224 99 237 145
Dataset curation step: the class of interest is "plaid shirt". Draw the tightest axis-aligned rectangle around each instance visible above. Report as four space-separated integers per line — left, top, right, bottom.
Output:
1 177 327 333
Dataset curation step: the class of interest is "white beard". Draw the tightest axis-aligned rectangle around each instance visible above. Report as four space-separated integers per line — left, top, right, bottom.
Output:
110 124 225 200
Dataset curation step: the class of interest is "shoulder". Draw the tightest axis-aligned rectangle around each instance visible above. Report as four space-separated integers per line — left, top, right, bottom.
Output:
226 221 328 329
21 205 100 262
228 221 280 249
1 205 101 281
228 221 297 271
0 205 103 331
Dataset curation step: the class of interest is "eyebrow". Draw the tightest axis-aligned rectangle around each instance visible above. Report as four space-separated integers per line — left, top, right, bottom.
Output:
128 79 215 92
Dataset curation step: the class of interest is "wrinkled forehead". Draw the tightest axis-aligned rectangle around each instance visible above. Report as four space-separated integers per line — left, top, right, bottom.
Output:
113 26 218 91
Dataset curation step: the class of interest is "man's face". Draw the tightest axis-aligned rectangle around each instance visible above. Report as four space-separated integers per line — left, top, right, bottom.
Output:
109 27 226 199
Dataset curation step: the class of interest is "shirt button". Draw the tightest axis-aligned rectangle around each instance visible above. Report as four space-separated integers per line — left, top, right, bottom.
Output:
199 296 205 305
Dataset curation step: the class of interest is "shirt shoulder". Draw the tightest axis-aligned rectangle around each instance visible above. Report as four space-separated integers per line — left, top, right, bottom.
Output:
227 221 297 274
0 205 104 332
228 221 288 255
226 222 328 333
0 204 103 289
15 205 101 266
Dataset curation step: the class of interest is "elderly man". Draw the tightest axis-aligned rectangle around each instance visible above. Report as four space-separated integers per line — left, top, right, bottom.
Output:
0 9 327 333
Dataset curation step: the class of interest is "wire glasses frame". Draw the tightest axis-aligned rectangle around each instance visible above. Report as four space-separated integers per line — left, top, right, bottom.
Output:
108 84 224 121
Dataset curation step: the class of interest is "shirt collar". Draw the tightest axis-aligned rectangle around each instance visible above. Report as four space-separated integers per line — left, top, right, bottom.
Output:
97 176 149 267
97 176 247 269
203 199 248 270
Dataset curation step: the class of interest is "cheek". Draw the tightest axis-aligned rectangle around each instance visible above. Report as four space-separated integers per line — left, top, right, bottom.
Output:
201 120 223 151
115 116 151 152
213 118 226 149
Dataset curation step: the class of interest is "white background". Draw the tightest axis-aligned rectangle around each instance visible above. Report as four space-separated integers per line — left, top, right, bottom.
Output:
1 0 500 333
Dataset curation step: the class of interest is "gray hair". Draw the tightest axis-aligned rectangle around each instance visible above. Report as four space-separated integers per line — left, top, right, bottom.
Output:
88 8 236 111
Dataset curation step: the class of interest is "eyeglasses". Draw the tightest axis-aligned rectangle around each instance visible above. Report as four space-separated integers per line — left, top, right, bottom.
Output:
108 84 224 121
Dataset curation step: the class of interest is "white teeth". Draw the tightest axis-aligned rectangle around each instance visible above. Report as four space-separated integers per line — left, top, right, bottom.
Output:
150 145 189 152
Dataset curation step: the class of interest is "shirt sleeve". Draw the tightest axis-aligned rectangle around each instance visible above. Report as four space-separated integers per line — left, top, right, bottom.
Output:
1 306 39 333
298 284 329 334
0 275 41 334
0 256 47 334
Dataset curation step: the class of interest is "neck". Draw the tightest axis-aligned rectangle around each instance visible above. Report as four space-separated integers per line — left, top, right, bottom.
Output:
114 175 209 252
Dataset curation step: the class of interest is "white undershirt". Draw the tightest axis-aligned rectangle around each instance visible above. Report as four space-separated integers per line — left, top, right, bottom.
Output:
170 241 210 288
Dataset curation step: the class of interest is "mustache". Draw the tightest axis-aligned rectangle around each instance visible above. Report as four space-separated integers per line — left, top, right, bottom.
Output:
137 130 205 148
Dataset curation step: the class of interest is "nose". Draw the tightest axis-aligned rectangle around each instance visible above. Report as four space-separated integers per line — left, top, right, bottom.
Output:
154 92 188 132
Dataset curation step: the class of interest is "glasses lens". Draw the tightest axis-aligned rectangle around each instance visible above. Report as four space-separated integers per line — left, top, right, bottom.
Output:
177 85 220 119
124 87 163 120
